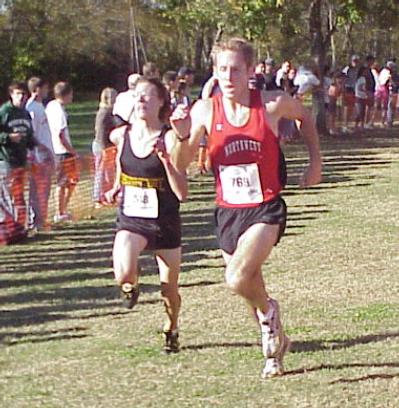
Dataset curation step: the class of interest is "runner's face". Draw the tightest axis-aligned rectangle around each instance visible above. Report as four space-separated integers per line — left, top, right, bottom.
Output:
134 82 163 120
216 50 252 100
10 89 27 108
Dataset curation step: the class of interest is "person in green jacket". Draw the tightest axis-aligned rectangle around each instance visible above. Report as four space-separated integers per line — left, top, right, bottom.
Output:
0 81 35 240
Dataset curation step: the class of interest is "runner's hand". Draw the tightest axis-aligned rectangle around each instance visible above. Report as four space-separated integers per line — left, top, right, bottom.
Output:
299 160 322 187
104 186 121 204
170 104 191 140
154 138 170 165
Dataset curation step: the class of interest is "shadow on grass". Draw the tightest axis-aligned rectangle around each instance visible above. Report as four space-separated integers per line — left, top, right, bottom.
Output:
285 361 399 383
290 331 399 353
1 326 90 347
181 331 399 355
0 283 159 307
1 127 398 346
330 371 399 384
182 341 256 351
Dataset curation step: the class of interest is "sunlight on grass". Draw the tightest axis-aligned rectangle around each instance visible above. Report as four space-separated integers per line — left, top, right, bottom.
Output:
0 125 398 407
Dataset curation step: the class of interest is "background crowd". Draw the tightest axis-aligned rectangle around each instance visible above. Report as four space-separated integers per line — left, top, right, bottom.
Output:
0 52 398 245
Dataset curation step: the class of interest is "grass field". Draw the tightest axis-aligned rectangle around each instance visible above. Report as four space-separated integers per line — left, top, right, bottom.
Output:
0 109 398 407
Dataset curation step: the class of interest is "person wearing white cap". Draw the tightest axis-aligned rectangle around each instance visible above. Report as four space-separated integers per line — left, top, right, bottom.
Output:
113 73 142 125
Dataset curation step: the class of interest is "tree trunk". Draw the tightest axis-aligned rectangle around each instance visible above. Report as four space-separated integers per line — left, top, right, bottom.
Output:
194 29 204 72
309 0 328 135
328 3 336 69
343 22 353 55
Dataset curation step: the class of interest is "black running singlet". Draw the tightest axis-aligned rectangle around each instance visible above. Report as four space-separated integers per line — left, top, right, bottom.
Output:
119 126 179 220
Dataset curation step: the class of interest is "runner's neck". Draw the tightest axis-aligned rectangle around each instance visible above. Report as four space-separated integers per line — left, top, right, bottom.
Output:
222 92 252 127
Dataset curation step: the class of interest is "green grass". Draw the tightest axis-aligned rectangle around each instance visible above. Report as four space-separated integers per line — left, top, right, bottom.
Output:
67 100 97 153
0 120 399 407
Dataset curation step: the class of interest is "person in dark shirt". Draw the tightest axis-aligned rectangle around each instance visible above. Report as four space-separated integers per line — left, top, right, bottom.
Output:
387 61 399 127
0 81 35 241
364 55 377 128
342 54 361 132
92 87 117 207
264 58 279 91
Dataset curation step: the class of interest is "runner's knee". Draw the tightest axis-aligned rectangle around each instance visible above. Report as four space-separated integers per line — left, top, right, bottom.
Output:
225 263 250 294
161 282 180 301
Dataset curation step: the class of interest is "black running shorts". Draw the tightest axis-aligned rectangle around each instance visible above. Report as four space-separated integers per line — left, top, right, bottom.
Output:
116 209 181 251
215 196 287 255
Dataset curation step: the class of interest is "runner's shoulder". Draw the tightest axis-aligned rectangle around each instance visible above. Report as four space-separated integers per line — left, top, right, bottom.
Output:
262 90 293 115
110 125 128 146
191 98 212 125
262 89 289 104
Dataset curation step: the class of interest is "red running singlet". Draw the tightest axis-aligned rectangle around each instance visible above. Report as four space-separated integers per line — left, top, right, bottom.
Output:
208 90 283 208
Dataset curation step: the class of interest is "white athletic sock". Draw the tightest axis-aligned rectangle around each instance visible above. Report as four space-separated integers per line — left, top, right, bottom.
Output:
256 301 274 323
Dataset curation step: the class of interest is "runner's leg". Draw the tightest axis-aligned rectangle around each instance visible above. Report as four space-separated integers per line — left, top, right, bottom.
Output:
223 223 280 314
222 222 289 376
155 247 181 332
113 230 147 285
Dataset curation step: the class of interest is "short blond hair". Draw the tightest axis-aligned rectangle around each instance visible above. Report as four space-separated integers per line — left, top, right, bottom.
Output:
218 37 254 67
99 87 117 109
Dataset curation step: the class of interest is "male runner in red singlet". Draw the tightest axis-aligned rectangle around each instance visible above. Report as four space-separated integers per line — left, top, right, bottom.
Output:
171 38 322 378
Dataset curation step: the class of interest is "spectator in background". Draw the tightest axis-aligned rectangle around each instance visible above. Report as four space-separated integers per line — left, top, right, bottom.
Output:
293 65 320 98
354 66 368 131
364 55 376 129
281 66 298 96
92 87 117 208
322 66 332 112
275 60 291 88
113 73 141 125
342 54 361 133
264 58 279 90
178 66 195 103
327 72 345 135
46 81 78 223
178 66 195 87
26 77 54 232
370 61 381 126
253 61 266 90
375 61 391 126
171 81 190 108
0 81 35 241
143 62 160 80
387 61 399 128
162 71 179 101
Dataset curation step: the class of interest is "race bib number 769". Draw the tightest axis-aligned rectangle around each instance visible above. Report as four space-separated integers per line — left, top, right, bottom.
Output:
219 163 263 205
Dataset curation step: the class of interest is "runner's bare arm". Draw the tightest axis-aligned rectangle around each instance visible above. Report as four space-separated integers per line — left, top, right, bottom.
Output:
105 127 125 203
159 130 188 202
170 100 211 172
264 92 322 187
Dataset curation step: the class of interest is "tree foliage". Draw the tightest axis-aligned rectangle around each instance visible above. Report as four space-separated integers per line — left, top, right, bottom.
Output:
0 0 399 94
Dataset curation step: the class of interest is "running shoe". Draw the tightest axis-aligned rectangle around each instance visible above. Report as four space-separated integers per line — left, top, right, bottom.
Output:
53 213 71 223
261 334 291 378
257 298 283 359
163 330 180 354
120 282 140 309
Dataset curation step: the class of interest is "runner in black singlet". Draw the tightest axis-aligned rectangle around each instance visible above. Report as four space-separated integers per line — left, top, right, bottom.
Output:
106 78 188 353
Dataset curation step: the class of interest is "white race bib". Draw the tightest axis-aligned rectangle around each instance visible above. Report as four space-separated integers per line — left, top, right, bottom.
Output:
123 186 158 219
219 163 263 205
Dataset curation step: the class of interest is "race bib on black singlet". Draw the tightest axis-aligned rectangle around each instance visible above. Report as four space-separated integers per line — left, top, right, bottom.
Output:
123 186 158 218
219 163 263 205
